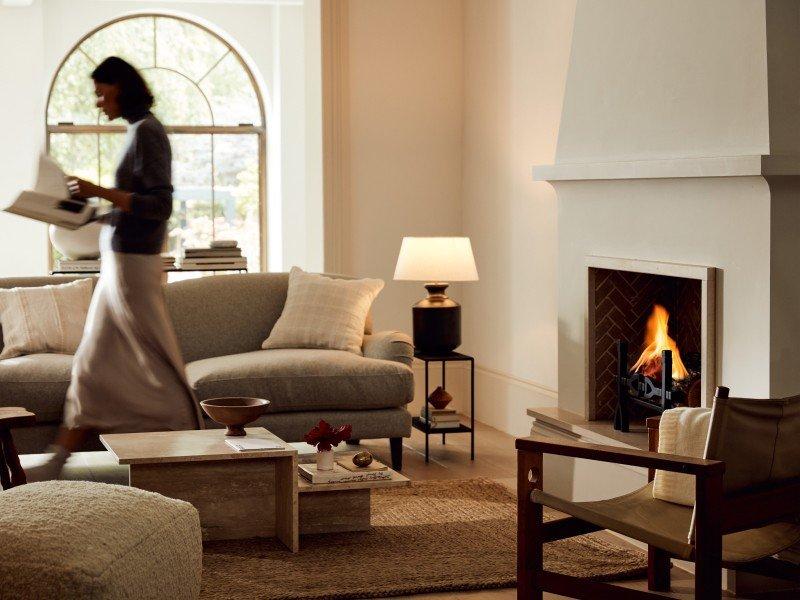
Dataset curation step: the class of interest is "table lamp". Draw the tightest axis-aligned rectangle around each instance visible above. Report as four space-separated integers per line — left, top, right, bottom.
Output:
393 237 479 354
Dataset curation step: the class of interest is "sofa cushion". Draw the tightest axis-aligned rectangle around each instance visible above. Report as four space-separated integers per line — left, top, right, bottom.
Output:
186 349 413 412
0 353 72 423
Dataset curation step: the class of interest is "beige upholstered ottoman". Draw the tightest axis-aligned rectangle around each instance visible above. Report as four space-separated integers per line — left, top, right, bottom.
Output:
0 480 202 599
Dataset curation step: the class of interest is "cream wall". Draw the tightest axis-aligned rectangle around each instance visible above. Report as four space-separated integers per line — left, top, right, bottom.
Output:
459 0 575 436
344 0 465 333
0 2 48 276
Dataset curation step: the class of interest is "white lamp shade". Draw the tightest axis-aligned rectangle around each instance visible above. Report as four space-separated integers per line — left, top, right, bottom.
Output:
393 237 479 282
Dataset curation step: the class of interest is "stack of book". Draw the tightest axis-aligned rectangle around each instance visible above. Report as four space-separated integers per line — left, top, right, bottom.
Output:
180 240 247 270
160 253 176 270
56 258 101 272
419 406 461 429
299 462 391 484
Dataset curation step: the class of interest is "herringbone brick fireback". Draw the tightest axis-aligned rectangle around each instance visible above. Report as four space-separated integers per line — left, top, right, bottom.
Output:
591 269 701 420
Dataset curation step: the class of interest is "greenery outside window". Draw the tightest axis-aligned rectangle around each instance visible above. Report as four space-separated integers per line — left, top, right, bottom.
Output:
46 14 267 271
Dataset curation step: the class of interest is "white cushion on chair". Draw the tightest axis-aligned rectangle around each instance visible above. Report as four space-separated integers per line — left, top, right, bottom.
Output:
652 407 712 506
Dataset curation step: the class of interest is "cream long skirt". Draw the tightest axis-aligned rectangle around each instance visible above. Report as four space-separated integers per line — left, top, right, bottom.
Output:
64 228 202 433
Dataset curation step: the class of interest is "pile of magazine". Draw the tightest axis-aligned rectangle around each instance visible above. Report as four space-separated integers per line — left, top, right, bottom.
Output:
180 240 247 270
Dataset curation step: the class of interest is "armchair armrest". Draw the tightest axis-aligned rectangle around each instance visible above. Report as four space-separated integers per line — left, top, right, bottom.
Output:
362 331 414 368
516 435 725 477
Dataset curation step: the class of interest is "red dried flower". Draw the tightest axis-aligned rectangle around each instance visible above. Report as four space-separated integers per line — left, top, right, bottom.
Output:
304 420 353 452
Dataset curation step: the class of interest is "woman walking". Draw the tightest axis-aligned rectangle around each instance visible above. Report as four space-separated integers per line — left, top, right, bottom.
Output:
32 57 202 479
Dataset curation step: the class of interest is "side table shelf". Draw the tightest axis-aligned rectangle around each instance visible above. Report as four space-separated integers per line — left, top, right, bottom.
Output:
412 351 475 462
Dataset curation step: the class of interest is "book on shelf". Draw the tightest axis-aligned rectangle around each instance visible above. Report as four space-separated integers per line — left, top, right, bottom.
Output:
418 416 462 430
180 259 248 270
420 406 460 423
210 240 238 249
4 155 98 229
298 463 391 484
181 256 248 265
56 259 101 272
225 438 284 452
182 249 242 258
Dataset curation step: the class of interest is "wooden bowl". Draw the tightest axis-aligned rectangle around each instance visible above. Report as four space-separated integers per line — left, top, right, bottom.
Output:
200 397 270 436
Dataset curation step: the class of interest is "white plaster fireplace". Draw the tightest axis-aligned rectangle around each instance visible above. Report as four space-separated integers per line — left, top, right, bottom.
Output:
535 0 800 422
529 0 800 591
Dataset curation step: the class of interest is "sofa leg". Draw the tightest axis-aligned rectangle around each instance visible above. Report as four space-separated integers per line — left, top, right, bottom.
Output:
346 439 361 445
390 437 403 471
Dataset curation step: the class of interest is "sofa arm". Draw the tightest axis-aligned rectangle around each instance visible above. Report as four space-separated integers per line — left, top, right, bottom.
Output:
362 331 414 368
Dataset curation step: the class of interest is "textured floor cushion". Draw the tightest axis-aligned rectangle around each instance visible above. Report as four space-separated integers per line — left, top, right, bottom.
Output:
187 348 414 412
0 480 202 600
0 353 73 423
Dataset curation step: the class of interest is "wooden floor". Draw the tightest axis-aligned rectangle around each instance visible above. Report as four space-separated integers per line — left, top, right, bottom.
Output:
358 421 796 600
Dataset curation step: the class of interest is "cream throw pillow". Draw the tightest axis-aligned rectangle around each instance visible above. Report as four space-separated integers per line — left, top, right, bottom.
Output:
652 407 712 506
0 278 93 360
262 267 384 355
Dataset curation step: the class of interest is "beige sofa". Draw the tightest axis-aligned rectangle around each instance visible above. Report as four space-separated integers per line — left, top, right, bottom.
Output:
0 273 414 470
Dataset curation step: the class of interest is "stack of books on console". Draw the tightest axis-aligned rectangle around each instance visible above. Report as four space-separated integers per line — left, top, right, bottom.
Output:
180 240 247 270
419 406 461 429
299 461 391 484
56 258 101 272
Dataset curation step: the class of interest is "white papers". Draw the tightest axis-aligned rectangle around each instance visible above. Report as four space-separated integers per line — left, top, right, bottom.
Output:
4 154 97 229
225 438 284 452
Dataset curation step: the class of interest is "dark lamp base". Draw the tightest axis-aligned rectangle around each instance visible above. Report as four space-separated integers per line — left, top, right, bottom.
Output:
411 282 461 354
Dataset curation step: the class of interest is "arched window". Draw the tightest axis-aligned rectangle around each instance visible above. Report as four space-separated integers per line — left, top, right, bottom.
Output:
46 14 266 271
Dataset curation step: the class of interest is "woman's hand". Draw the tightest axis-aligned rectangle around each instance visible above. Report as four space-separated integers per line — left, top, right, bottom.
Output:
67 177 100 200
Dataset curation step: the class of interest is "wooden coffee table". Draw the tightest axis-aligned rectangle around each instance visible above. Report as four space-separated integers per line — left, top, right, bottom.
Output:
297 455 409 536
101 427 298 550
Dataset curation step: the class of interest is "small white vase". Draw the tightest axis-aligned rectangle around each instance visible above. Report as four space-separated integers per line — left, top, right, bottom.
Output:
316 449 334 471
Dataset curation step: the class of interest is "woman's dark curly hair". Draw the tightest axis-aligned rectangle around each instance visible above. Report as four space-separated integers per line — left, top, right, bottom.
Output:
91 56 154 120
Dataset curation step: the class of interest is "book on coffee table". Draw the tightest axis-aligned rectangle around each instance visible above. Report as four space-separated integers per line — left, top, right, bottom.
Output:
336 458 388 473
225 438 285 452
299 463 391 484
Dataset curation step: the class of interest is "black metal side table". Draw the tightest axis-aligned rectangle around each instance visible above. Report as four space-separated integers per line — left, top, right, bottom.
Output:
411 350 475 462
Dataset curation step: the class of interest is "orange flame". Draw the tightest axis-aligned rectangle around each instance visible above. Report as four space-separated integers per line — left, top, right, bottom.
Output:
631 305 688 381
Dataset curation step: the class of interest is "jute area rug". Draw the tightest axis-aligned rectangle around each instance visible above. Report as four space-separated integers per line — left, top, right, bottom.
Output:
202 479 647 600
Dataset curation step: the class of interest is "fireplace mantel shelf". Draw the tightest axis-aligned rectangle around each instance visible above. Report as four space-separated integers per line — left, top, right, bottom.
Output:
532 154 800 182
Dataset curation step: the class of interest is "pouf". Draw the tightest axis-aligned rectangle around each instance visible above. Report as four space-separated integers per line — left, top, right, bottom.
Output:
0 480 202 599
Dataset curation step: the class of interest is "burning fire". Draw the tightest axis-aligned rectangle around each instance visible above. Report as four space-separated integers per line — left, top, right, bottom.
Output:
631 304 689 380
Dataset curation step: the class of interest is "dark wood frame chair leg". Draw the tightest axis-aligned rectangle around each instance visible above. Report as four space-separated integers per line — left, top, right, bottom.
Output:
0 436 10 490
517 449 543 600
389 437 403 471
0 430 25 487
647 546 671 592
694 470 723 599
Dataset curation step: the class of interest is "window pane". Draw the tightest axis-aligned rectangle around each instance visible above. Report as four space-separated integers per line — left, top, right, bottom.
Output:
143 69 212 126
199 53 261 126
47 51 98 125
155 17 228 82
81 16 155 69
214 134 261 271
98 133 127 188
169 134 213 256
49 133 98 182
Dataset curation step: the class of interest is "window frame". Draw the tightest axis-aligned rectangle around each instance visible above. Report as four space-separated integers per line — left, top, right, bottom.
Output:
45 13 268 272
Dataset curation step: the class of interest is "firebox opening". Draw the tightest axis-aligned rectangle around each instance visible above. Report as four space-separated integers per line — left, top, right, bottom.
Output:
589 267 703 424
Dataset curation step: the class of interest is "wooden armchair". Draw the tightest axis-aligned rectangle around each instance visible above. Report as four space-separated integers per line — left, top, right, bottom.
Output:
517 387 800 599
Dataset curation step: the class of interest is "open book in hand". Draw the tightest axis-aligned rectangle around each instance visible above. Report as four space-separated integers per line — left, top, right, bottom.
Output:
4 154 97 229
